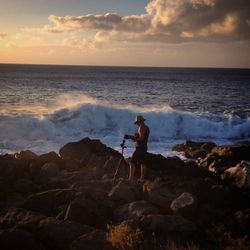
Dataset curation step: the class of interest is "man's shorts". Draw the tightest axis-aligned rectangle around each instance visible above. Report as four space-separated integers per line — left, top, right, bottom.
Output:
131 147 147 165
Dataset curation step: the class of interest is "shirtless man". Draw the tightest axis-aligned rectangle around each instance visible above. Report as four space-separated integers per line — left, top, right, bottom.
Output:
128 115 150 181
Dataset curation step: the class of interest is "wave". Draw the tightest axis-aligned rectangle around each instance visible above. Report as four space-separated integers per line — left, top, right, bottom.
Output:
0 97 250 154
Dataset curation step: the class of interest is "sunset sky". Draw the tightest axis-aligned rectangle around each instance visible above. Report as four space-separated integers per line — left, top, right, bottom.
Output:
0 0 250 68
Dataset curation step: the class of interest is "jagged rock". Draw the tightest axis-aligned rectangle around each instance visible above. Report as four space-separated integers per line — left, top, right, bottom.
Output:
23 189 74 216
65 190 114 228
221 161 250 188
108 180 142 204
70 229 116 250
170 192 197 218
0 228 43 250
140 214 196 235
41 162 60 178
113 200 159 223
38 217 94 249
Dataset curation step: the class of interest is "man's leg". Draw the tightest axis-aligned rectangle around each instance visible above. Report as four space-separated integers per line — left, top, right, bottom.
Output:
128 161 135 181
140 164 146 181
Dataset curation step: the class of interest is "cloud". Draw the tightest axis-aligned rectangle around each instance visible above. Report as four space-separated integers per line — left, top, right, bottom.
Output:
41 0 250 45
0 33 8 40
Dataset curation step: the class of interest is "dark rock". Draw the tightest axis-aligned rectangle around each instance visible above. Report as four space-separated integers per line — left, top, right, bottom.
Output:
108 180 142 204
113 200 159 223
0 228 43 250
65 190 114 228
233 209 250 233
59 137 121 162
14 178 33 195
41 162 60 178
35 152 64 168
23 189 74 216
0 208 45 231
140 214 196 235
64 160 80 172
70 229 116 250
38 217 94 250
170 192 197 218
212 144 250 161
14 150 38 161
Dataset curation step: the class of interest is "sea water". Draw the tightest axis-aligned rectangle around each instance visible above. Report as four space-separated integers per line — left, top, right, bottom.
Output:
0 64 250 157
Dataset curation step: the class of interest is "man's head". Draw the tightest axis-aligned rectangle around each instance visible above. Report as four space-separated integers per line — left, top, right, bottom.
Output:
134 115 146 126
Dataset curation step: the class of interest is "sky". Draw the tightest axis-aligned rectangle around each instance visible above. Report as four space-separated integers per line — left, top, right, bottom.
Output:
0 0 250 68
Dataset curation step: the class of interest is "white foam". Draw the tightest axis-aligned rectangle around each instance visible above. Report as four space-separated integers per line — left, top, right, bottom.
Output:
0 95 250 155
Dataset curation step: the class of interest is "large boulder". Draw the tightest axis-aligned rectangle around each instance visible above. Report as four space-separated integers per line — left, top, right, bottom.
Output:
140 214 196 235
113 200 159 223
41 162 60 178
170 192 197 218
23 189 74 216
70 229 116 250
59 137 121 162
14 150 38 161
108 180 143 204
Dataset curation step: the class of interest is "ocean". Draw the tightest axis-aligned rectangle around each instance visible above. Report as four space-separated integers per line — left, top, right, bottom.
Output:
0 64 250 157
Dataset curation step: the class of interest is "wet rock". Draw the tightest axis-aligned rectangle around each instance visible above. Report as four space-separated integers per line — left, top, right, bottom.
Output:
23 189 74 216
70 229 116 250
113 200 159 223
170 192 197 218
108 180 142 204
140 214 196 235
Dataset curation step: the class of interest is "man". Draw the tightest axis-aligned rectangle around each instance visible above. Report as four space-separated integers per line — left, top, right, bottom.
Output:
128 115 150 181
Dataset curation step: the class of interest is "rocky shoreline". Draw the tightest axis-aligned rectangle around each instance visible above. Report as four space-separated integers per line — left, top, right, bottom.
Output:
0 138 250 250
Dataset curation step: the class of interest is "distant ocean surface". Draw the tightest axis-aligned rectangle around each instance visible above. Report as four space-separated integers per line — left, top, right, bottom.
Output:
0 64 250 156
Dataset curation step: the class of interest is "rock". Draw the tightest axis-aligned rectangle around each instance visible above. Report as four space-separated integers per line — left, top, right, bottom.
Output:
70 229 116 250
221 161 250 188
233 209 250 233
64 160 80 172
172 140 216 159
143 180 176 212
113 200 159 223
36 151 64 168
38 217 94 249
65 190 114 228
170 192 197 218
41 162 60 178
14 150 38 161
0 228 43 250
59 137 121 162
108 180 142 204
23 189 74 216
140 214 196 235
0 208 45 231
14 178 33 194
212 144 250 161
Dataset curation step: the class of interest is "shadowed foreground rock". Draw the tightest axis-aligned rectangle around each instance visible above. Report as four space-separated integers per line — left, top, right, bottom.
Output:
0 138 249 249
